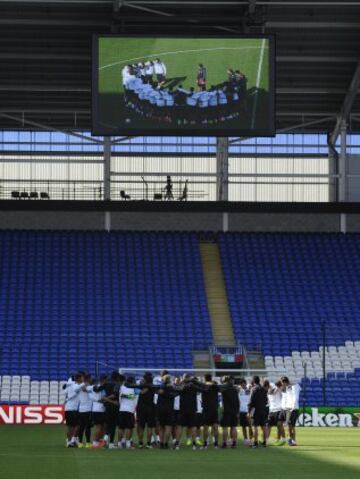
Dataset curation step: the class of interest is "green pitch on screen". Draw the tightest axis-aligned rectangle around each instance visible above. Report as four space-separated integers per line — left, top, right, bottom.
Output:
98 37 269 94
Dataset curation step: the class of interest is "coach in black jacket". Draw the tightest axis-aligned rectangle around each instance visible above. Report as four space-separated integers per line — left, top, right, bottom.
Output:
248 376 268 448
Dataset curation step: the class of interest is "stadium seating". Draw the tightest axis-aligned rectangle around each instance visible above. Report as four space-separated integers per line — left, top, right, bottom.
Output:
0 231 212 389
219 233 360 406
1 230 359 407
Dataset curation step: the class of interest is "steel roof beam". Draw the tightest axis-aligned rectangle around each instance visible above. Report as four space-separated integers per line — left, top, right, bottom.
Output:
228 115 337 144
0 113 103 144
0 53 90 60
0 85 91 92
0 18 109 26
112 1 360 5
267 22 360 29
122 1 241 32
329 60 360 145
0 0 359 4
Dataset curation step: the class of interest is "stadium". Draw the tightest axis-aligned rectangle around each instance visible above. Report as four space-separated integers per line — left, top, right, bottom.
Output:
0 1 360 479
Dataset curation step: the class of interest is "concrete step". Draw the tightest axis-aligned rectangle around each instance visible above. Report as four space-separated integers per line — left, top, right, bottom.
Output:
200 242 235 348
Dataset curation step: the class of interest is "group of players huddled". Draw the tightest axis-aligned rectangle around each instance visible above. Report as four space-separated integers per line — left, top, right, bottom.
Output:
64 371 301 450
121 59 247 125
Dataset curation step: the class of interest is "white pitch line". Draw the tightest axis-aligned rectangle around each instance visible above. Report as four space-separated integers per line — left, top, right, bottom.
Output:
251 38 266 130
99 45 268 71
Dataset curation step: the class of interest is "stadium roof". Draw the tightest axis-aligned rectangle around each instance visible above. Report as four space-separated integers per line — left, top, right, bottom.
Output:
0 0 360 139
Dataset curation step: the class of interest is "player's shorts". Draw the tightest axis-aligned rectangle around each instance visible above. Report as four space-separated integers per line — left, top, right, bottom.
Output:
156 74 165 83
65 410 79 427
288 410 299 426
92 412 105 426
105 406 118 425
173 410 180 426
202 410 219 426
268 411 282 427
195 413 204 428
179 411 197 428
279 409 299 427
118 412 135 429
79 411 92 426
252 410 267 427
221 411 238 428
239 412 250 427
278 410 286 423
158 411 174 427
137 406 157 428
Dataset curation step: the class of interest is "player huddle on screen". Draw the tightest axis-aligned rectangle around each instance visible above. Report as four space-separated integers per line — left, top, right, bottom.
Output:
64 372 301 450
121 59 247 125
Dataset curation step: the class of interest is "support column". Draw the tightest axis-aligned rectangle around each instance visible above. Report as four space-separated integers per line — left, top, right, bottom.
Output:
339 121 347 233
104 136 111 201
328 145 337 203
339 120 348 202
216 137 229 201
222 212 229 233
104 137 111 232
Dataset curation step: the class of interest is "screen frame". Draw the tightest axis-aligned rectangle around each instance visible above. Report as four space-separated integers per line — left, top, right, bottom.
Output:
92 33 276 137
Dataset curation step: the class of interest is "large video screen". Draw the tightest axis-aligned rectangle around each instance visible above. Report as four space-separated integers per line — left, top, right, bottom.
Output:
92 35 275 136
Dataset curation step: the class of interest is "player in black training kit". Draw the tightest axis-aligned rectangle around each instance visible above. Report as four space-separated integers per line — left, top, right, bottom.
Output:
157 375 179 449
248 376 268 448
93 371 124 448
137 372 157 448
220 376 240 449
175 374 198 450
201 374 220 448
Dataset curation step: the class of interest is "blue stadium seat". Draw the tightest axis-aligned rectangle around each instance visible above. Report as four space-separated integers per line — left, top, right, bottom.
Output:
219 232 360 407
0 231 212 380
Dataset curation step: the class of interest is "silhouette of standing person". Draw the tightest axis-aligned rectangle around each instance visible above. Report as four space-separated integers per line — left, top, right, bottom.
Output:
164 176 174 200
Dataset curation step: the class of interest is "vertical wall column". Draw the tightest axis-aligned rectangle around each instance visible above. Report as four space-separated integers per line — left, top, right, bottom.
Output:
216 137 229 201
104 136 111 231
216 137 229 231
328 145 337 203
339 121 347 233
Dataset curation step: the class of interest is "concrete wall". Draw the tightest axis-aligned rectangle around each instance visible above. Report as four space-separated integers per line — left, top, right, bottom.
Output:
110 212 223 231
228 213 340 232
348 154 360 202
0 211 105 231
0 209 359 233
346 214 360 232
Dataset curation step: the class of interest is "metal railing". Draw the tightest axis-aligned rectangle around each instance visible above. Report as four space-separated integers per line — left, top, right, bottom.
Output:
0 180 104 201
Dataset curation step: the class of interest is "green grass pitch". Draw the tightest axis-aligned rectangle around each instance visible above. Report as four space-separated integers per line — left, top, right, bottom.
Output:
96 37 270 133
1 426 359 479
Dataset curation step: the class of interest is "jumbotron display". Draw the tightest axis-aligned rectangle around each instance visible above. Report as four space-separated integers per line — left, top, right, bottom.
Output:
92 35 275 136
